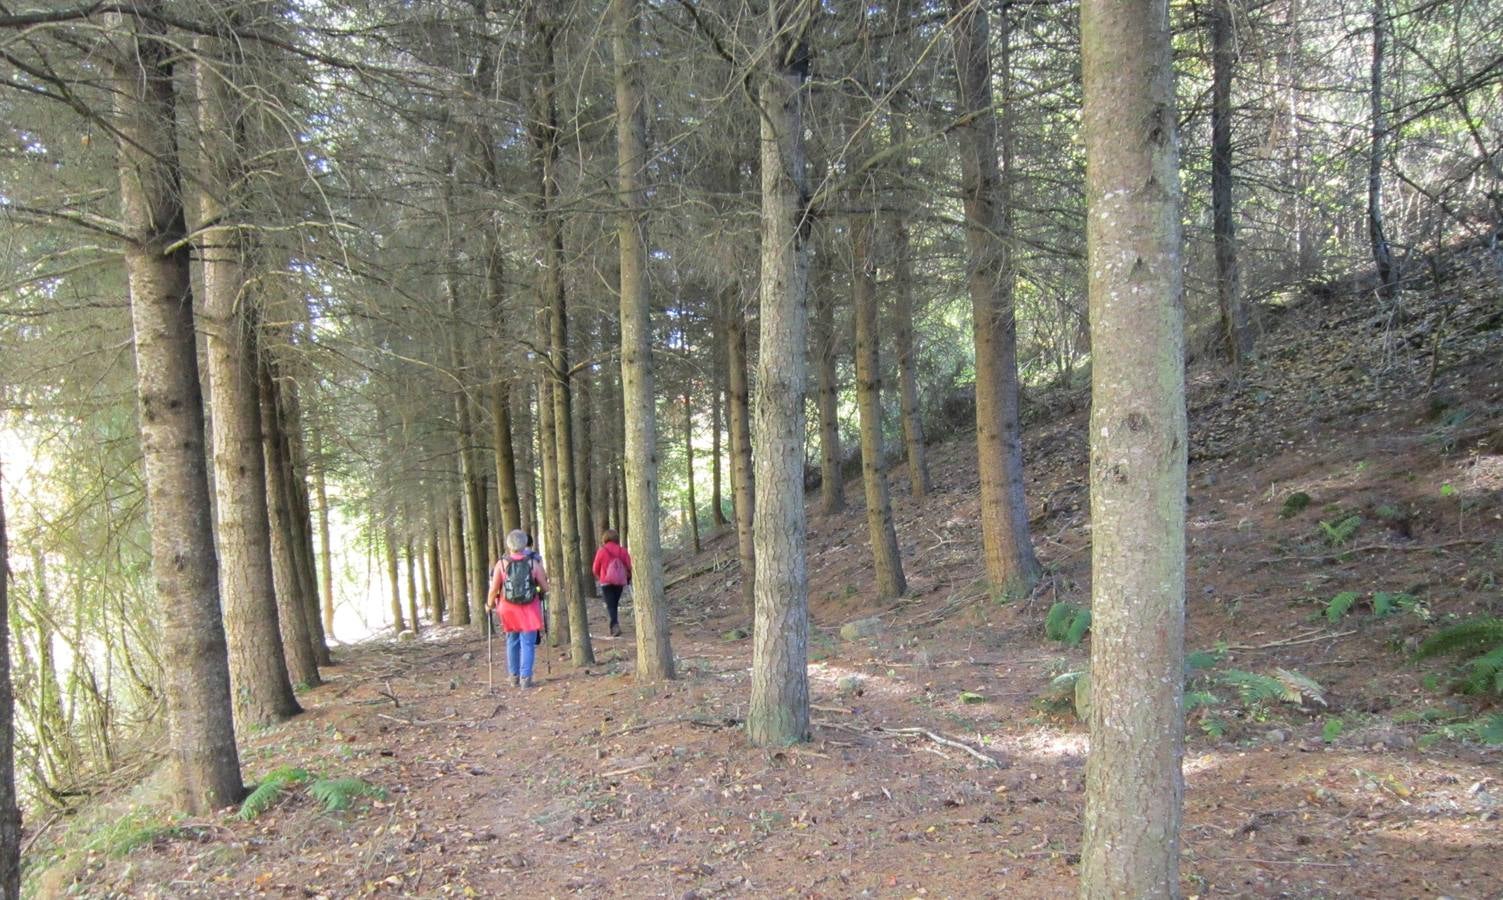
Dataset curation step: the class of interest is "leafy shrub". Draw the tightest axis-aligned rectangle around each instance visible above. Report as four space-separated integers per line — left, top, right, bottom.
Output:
1044 602 1092 647
1279 491 1312 518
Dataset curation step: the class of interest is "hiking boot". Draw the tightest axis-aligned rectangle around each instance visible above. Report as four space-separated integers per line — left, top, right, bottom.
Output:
519 676 533 689
511 675 520 687
609 623 621 637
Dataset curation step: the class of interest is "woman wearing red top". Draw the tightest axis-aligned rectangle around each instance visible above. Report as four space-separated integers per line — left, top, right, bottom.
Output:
591 528 632 637
487 530 548 687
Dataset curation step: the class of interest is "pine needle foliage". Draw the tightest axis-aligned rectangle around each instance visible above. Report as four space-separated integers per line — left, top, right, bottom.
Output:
1416 617 1503 697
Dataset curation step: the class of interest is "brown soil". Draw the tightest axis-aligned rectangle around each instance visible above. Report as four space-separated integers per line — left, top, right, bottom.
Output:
35 257 1503 897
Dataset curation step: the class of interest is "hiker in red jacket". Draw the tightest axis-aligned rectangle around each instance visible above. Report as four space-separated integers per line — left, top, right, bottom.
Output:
591 528 632 637
487 530 548 688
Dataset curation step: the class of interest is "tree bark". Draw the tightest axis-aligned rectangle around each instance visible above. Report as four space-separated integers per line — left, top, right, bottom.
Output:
813 253 845 515
0 461 20 900
887 108 931 498
711 349 727 527
446 495 469 626
427 529 445 624
514 382 538 541
1369 0 1396 295
949 0 1040 598
259 361 322 690
111 2 244 813
194 34 305 725
613 0 675 680
852 213 907 599
724 290 756 617
490 382 521 534
575 358 598 588
384 526 405 633
1078 0 1188 892
1211 0 1252 364
683 391 701 552
405 540 420 635
748 0 813 748
278 382 331 666
537 376 569 647
311 424 336 639
530 3 593 666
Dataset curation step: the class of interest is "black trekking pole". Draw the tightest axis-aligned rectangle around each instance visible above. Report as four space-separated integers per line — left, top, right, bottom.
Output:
486 604 494 694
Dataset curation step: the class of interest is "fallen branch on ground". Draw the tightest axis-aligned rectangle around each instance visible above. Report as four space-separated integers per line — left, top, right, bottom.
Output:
598 761 658 779
1260 537 1495 564
878 726 1005 767
1222 629 1358 651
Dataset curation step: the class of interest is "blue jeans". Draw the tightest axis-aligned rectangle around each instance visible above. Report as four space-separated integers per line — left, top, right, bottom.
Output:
506 631 537 678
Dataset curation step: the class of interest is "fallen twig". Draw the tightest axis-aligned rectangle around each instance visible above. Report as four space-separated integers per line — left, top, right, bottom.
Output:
1208 857 1354 869
379 680 400 708
1222 629 1358 651
811 703 854 714
378 712 458 727
878 726 1005 767
599 761 658 779
1260 537 1495 564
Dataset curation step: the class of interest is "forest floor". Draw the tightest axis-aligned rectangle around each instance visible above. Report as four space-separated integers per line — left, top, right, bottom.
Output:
30 252 1503 898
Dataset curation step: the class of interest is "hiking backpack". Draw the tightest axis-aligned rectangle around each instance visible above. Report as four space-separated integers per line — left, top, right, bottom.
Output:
501 556 536 604
603 555 628 587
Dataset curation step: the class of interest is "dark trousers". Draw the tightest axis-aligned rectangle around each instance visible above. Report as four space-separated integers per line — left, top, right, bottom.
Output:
602 584 624 629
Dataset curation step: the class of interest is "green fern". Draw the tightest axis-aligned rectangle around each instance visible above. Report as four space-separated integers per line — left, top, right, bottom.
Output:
238 766 312 821
1325 591 1360 624
1217 668 1325 707
1318 515 1362 547
1185 690 1220 711
308 777 386 813
1185 647 1225 674
1416 617 1503 698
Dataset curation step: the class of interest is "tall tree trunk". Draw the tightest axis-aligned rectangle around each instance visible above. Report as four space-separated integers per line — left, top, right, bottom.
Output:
447 495 469 625
278 383 331 666
112 2 244 812
711 342 727 527
852 212 907 599
259 361 321 689
491 381 521 533
311 424 336 639
1211 0 1252 363
613 0 674 680
748 0 813 748
405 540 420 635
813 255 845 515
530 4 593 666
575 358 598 588
194 35 304 724
1369 0 1395 295
0 461 20 900
724 290 756 617
1078 0 1188 891
683 391 702 552
427 529 445 624
537 376 569 647
887 109 931 498
461 416 489 628
949 0 1040 598
384 527 404 633
514 383 537 541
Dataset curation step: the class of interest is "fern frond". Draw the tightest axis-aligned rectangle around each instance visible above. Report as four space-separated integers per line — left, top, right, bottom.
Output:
309 777 385 812
1325 591 1359 624
1044 603 1077 642
1216 669 1288 705
1461 645 1503 696
1273 668 1327 706
238 767 311 821
1185 648 1225 674
1416 618 1503 659
1185 690 1220 711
